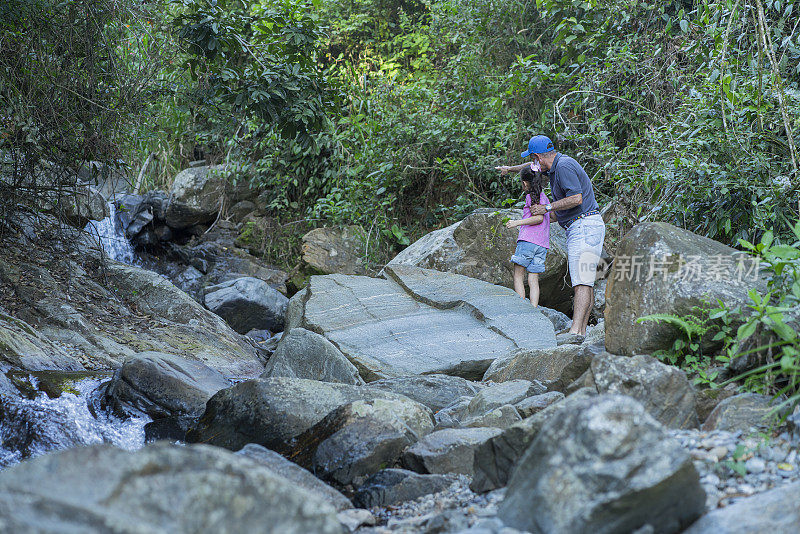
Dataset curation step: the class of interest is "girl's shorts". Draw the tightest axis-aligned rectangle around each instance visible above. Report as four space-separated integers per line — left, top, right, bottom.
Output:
511 240 548 273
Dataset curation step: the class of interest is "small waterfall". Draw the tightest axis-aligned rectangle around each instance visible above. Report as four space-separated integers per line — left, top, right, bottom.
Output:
84 201 138 264
0 375 149 469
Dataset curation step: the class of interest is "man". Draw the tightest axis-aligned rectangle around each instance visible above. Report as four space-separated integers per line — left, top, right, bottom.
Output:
497 135 605 338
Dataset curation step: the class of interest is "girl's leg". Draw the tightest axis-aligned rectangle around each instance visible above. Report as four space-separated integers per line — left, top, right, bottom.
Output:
528 272 540 307
513 264 526 299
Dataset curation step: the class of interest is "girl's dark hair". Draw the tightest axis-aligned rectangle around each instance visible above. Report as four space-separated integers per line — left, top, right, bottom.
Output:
520 165 544 205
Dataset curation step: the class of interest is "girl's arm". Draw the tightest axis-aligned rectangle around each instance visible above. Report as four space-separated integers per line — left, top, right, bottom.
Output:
506 215 544 228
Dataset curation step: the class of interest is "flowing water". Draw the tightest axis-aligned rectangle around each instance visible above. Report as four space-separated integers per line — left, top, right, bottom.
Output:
84 201 138 265
0 373 149 469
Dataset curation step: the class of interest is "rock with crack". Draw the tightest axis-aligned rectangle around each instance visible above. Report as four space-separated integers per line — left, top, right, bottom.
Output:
353 468 457 508
104 351 231 418
289 265 556 381
186 377 429 452
0 442 344 533
261 328 363 385
401 427 503 476
483 344 599 392
236 443 352 511
285 398 434 486
590 352 699 429
470 388 597 494
498 394 705 534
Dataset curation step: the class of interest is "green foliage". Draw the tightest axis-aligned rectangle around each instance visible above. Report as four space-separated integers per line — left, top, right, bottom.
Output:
637 307 719 384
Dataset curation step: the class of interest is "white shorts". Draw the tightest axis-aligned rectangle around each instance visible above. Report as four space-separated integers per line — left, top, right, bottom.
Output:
565 214 605 287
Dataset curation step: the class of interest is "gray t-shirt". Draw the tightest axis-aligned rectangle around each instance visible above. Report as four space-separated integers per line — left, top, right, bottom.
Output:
548 153 599 226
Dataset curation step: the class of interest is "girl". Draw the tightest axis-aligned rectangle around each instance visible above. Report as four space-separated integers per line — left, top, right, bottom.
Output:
505 163 550 307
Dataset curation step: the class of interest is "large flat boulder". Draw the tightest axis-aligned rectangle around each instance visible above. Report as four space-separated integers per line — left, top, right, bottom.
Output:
605 222 761 355
386 209 572 312
498 394 705 534
0 442 343 533
291 265 556 381
187 377 427 452
590 352 699 429
104 351 230 418
262 328 363 385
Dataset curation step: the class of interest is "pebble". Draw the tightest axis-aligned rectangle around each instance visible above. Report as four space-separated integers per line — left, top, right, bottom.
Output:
709 446 728 461
745 457 766 474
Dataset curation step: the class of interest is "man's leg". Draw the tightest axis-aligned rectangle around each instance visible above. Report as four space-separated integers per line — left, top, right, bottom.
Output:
513 264 526 299
569 285 593 335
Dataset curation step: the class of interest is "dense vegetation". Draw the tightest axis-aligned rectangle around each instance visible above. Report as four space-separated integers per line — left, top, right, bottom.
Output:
2 0 800 404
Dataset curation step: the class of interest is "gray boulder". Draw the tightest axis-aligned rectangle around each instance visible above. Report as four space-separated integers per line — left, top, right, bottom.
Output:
262 328 363 385
513 391 565 418
433 396 473 430
484 344 598 392
64 185 108 227
402 427 502 476
684 481 800 533
302 226 367 275
104 351 230 418
204 276 289 334
165 165 250 229
386 208 572 312
102 261 263 376
470 388 597 494
354 469 456 508
236 444 352 511
365 375 482 412
0 311 82 371
463 404 522 429
701 393 781 432
539 306 572 332
187 377 425 452
294 399 434 486
291 265 555 380
498 394 705 534
0 442 343 533
695 386 738 423
590 352 699 429
605 222 762 355
464 379 543 419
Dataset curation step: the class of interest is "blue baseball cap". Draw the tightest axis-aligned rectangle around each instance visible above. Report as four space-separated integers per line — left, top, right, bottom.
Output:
521 135 555 158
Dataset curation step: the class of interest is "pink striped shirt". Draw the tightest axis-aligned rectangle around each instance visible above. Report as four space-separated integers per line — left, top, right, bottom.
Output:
518 191 550 249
